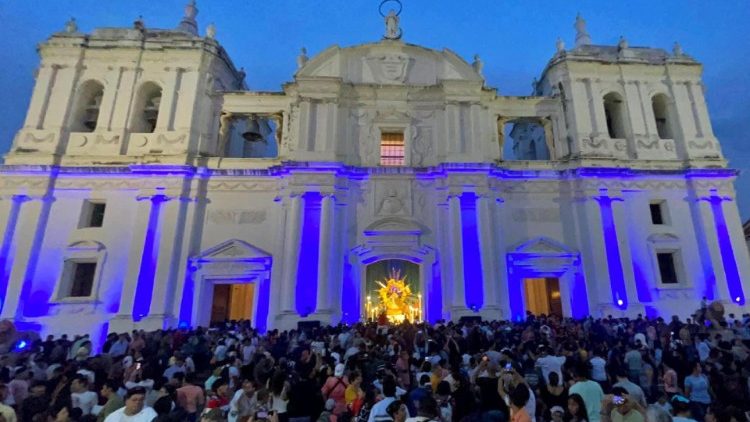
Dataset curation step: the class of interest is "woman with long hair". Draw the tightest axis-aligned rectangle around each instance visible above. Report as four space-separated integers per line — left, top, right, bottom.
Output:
566 394 589 422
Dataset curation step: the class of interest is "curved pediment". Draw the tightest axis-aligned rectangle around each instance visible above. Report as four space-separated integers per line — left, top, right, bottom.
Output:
364 217 423 236
647 233 680 243
296 41 483 86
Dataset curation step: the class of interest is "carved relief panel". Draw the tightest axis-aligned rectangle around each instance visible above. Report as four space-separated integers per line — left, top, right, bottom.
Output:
373 179 412 217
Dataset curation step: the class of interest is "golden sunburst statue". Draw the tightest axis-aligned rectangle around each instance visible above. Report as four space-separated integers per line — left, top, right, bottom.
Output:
367 268 421 323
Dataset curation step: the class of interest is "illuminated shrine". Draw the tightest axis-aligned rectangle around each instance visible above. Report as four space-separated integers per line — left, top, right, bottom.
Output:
0 2 748 343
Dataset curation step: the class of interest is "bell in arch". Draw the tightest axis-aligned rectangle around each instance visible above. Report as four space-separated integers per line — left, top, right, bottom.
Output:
242 116 264 143
83 94 103 131
143 95 161 131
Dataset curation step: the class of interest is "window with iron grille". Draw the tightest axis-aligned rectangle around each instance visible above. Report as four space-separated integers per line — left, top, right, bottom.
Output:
380 132 405 166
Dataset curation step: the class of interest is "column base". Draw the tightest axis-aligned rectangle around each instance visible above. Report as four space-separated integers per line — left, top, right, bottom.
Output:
274 311 302 331
479 305 503 321
595 302 646 318
140 314 178 331
307 310 338 326
109 315 135 334
450 306 480 321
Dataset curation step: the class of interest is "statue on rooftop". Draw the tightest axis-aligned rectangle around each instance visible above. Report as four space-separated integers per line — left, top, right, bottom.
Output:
472 54 483 76
384 10 401 40
673 42 684 56
65 17 77 34
206 23 216 39
574 13 591 47
556 37 565 53
297 47 309 69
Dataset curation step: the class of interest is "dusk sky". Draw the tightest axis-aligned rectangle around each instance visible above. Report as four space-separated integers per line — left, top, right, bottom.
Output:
1 1 749 217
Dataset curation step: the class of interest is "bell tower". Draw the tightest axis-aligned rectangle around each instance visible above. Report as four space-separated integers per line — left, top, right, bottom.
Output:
6 2 244 165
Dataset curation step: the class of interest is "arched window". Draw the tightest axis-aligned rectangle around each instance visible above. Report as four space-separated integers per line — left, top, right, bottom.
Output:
71 80 104 133
131 82 162 133
652 94 674 139
603 92 626 139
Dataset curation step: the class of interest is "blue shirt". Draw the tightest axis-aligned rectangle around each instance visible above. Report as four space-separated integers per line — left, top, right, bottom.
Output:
684 375 711 404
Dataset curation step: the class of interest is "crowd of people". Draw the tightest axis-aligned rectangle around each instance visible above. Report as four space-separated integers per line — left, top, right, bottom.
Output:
0 306 748 422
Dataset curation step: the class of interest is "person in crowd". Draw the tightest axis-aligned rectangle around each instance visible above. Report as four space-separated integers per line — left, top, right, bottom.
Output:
611 368 647 409
177 372 205 421
385 400 407 422
345 371 365 416
568 362 603 422
0 384 16 422
670 395 697 422
540 372 567 421
321 363 349 417
19 381 47 422
69 375 97 416
683 363 712 422
0 302 743 422
103 387 157 422
97 380 124 422
604 388 644 422
228 379 257 422
510 383 532 422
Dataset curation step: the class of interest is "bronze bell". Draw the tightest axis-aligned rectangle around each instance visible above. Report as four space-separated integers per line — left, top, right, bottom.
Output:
143 96 161 131
242 117 264 142
83 94 103 131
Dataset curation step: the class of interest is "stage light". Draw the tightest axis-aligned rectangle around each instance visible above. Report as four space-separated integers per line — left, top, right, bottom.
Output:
617 299 624 306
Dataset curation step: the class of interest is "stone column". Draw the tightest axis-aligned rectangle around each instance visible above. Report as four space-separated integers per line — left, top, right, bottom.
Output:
697 190 746 306
0 195 33 318
492 197 510 319
476 194 500 319
156 67 184 132
110 192 166 333
25 64 59 130
717 194 750 306
144 191 193 330
447 193 467 318
279 193 304 315
0 191 54 319
592 190 630 311
313 193 335 319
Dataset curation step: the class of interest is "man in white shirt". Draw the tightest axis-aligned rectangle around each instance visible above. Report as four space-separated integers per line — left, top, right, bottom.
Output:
71 375 98 415
104 387 158 422
535 346 566 386
368 377 410 422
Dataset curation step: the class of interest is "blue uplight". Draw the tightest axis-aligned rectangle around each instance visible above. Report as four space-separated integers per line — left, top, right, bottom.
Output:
708 191 745 305
596 191 628 309
460 193 484 310
132 195 166 322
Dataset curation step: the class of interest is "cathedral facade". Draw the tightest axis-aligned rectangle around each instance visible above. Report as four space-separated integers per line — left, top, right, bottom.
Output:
1 3 748 341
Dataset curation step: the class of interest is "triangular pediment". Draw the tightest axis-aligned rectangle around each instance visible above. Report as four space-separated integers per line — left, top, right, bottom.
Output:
196 239 271 261
512 237 576 255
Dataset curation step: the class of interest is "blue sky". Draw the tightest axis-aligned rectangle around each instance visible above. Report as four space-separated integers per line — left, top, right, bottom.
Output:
1 1 749 217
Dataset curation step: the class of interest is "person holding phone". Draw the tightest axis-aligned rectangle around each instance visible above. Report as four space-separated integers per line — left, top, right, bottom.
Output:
602 387 644 422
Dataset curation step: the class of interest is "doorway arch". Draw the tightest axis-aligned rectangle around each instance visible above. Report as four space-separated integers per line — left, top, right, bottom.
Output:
347 217 437 323
183 239 272 332
506 237 588 320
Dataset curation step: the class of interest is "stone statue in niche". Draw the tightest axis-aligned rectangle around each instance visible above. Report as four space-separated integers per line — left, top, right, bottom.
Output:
378 189 406 215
